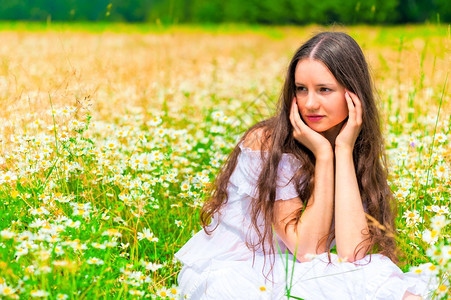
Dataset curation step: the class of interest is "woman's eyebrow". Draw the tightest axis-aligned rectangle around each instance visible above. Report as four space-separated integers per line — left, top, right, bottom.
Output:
294 82 336 86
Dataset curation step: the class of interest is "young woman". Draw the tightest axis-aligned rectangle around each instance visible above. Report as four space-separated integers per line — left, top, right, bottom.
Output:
175 32 432 299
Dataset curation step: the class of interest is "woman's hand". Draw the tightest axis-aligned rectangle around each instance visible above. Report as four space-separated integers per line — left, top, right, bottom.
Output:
335 91 362 152
290 98 332 158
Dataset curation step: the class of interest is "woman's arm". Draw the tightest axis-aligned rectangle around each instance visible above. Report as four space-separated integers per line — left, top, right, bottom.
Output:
274 151 334 262
334 148 369 261
334 91 369 262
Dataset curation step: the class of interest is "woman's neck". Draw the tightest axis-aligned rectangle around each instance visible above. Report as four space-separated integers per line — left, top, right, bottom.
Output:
321 120 347 149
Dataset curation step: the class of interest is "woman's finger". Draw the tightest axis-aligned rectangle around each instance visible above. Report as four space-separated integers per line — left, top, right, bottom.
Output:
290 101 295 127
290 100 301 133
353 93 363 126
291 100 303 128
345 91 356 123
291 99 309 130
346 91 363 126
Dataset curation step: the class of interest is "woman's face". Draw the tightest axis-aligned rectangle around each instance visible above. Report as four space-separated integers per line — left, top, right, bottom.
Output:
294 59 349 139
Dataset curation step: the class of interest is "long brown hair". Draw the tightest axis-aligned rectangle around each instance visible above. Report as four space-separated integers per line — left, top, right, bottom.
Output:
201 32 398 263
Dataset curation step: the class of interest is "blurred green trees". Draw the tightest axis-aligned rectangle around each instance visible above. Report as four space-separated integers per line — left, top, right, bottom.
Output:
0 0 448 23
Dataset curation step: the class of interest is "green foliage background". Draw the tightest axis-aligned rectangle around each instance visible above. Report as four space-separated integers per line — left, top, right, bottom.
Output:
0 0 450 24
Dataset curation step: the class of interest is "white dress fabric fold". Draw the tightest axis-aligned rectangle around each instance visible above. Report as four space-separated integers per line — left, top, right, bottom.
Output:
175 144 435 299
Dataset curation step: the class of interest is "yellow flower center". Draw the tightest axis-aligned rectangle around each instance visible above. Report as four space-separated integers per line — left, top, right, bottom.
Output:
438 285 447 292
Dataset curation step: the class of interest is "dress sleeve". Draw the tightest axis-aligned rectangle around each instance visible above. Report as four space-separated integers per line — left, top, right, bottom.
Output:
228 143 300 201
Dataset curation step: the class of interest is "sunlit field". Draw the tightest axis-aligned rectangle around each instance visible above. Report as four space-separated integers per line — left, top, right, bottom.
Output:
0 23 449 299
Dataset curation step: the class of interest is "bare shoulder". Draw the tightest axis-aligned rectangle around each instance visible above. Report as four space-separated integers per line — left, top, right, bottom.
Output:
242 127 270 151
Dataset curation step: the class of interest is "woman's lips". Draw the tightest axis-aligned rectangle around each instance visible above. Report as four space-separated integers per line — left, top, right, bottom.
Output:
306 115 324 122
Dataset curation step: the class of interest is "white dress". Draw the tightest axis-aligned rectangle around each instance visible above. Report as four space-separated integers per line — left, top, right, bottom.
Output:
175 144 434 300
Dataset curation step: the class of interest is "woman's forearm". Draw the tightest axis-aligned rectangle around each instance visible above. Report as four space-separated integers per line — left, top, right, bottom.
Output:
274 150 334 262
294 151 335 261
334 146 369 262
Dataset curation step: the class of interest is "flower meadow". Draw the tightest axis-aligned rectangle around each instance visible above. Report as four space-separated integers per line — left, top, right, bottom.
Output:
0 24 449 299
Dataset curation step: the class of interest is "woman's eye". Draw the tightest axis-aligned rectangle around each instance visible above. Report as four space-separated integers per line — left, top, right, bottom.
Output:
296 86 306 92
320 87 332 92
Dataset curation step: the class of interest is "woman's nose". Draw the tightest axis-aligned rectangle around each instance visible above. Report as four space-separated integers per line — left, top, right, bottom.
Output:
304 93 320 110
